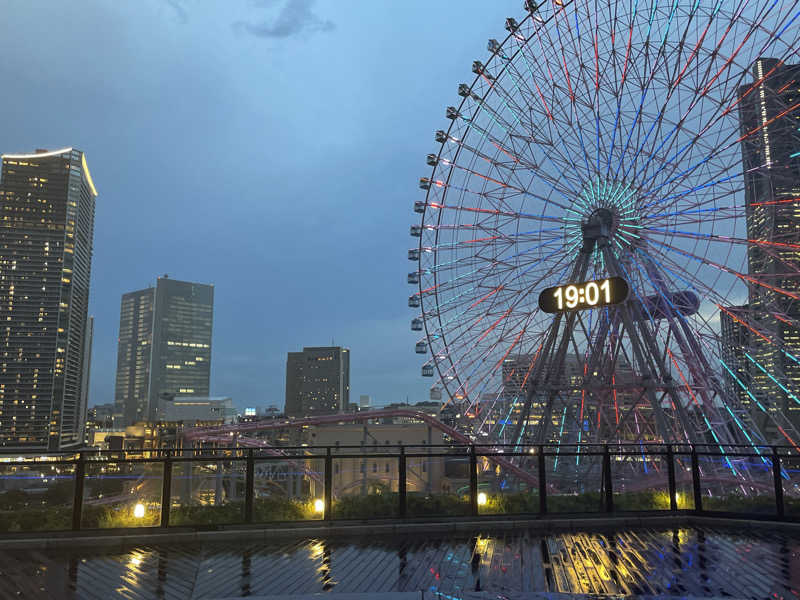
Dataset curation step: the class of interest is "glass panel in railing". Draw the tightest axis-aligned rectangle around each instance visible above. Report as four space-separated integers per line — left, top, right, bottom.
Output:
546 446 603 513
330 451 398 519
406 447 470 517
611 445 670 511
0 457 75 531
672 451 696 510
169 451 246 526
781 447 800 518
252 455 324 522
476 449 538 515
700 446 774 514
82 459 163 528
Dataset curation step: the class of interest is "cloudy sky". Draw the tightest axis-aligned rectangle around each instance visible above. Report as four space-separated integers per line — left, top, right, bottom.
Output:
0 0 519 410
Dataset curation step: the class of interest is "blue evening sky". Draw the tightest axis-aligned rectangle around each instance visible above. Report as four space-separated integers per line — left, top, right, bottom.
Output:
0 1 518 410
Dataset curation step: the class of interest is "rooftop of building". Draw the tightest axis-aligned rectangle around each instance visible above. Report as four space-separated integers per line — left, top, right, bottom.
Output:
1 147 97 196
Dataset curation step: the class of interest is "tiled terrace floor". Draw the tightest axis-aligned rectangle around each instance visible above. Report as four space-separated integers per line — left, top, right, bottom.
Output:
2 525 799 599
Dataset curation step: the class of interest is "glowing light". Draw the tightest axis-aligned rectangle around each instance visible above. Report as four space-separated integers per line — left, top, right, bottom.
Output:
81 153 98 197
1 147 73 160
314 499 325 513
477 492 488 506
133 503 145 519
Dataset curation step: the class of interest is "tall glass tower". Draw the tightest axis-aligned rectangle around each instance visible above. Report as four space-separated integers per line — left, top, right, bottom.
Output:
114 276 213 426
0 148 98 450
733 58 800 436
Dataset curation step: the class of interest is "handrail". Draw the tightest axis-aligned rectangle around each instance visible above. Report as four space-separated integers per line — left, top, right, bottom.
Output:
0 442 791 534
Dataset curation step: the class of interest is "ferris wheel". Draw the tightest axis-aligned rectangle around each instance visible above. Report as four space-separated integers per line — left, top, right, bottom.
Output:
409 0 800 462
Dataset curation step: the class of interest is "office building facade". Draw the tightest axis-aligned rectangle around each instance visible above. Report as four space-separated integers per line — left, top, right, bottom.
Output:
0 148 98 450
156 395 234 424
114 276 213 425
733 58 800 436
285 346 349 417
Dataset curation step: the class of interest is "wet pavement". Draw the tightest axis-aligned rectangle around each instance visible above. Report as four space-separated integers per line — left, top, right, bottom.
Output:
1 525 798 599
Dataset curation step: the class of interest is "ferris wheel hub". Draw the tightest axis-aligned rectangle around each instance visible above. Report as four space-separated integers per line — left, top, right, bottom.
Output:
581 208 615 246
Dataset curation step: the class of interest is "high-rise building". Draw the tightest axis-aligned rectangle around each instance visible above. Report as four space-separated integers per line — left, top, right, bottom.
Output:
734 58 800 436
114 276 213 426
0 148 98 450
285 346 349 418
719 306 754 409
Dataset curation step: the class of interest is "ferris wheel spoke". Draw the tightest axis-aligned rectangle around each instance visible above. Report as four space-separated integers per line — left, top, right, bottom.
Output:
619 2 767 188
635 26 800 201
643 229 800 278
498 60 590 189
647 236 800 303
453 83 586 202
424 243 573 346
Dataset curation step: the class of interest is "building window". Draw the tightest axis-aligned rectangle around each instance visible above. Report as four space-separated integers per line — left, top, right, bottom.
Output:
372 463 377 473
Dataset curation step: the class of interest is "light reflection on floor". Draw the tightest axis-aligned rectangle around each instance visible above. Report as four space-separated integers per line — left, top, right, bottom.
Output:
0 526 798 598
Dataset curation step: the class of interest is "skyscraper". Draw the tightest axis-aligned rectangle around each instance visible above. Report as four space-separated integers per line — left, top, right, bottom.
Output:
732 58 800 435
285 346 349 418
114 276 213 425
0 148 98 450
719 306 754 411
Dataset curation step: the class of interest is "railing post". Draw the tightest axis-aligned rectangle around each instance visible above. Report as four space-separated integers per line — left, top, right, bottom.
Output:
323 447 332 521
72 451 85 531
398 446 407 518
245 448 255 524
469 445 478 517
773 446 784 519
667 445 677 511
603 445 613 512
160 449 172 528
538 445 547 514
691 446 703 512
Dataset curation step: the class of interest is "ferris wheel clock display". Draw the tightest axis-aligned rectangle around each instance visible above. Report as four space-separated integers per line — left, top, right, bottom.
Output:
408 0 800 471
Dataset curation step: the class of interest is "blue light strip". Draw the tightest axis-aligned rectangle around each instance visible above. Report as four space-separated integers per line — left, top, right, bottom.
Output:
553 405 568 472
744 351 800 405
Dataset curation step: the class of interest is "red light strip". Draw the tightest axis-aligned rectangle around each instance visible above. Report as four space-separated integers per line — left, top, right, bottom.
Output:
750 197 800 206
777 425 800 452
667 349 700 408
467 284 504 311
475 307 513 345
673 18 713 90
736 100 800 144
716 304 773 345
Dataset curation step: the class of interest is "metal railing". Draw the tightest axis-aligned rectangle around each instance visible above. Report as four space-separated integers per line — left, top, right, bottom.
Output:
0 443 795 532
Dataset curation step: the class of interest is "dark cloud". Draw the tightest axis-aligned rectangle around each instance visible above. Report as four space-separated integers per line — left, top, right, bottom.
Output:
234 0 335 39
164 0 189 23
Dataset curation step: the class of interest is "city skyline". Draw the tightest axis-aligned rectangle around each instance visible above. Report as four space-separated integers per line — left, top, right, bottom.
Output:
0 2 515 411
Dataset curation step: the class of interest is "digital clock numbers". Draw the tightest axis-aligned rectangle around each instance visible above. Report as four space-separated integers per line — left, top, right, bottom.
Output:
538 277 629 313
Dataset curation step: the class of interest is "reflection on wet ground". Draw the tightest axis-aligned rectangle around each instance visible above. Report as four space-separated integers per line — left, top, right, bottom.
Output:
1 525 799 598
